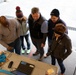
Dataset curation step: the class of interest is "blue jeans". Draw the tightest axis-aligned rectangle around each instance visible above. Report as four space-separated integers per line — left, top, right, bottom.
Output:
20 34 30 50
8 37 21 55
51 56 65 74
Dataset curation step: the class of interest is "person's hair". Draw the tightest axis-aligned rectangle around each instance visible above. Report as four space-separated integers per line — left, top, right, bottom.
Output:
0 16 6 23
31 7 39 14
0 16 9 27
54 23 66 35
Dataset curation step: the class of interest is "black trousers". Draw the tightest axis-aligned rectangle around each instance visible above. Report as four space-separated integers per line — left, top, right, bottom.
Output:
31 37 44 58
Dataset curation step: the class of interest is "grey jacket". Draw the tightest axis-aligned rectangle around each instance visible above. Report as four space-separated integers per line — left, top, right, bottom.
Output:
16 16 29 36
49 33 72 60
0 19 20 48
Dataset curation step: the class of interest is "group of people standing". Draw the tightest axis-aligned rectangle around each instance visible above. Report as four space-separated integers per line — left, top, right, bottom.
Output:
0 6 72 75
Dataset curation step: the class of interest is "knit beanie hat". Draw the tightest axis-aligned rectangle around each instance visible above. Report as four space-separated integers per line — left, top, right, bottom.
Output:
50 9 60 17
54 23 66 35
16 6 23 18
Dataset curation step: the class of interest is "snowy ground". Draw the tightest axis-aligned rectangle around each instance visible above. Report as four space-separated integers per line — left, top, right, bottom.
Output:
0 0 76 51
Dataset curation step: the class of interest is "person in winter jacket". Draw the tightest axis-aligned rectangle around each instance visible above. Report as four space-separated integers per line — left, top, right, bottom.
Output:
47 23 72 75
45 8 68 57
15 6 30 54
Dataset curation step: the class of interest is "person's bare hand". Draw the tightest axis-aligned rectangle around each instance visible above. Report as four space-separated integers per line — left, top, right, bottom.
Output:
7 46 13 50
41 43 45 47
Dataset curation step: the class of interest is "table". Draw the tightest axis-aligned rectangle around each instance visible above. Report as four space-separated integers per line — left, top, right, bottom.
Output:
0 51 58 75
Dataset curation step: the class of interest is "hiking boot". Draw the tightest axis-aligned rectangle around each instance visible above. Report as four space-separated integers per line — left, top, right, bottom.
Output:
33 51 39 56
38 56 44 61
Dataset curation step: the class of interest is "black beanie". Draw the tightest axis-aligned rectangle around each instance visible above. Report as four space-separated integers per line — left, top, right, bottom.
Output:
16 6 23 18
50 9 60 17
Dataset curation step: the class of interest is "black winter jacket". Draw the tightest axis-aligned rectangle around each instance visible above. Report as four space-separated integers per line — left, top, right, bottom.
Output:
48 18 68 40
49 34 72 60
28 14 46 39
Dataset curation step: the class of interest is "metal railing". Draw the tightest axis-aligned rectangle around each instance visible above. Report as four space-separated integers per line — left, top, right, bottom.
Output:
67 26 76 31
0 0 7 3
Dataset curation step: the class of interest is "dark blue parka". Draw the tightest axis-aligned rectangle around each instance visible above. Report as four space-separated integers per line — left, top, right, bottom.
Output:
48 18 68 40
